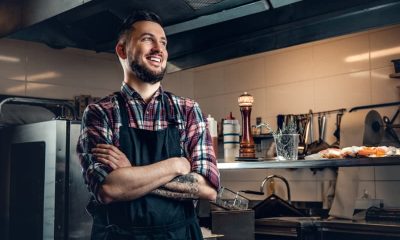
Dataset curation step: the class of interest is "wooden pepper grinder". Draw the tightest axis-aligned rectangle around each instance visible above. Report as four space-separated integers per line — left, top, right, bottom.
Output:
238 92 256 158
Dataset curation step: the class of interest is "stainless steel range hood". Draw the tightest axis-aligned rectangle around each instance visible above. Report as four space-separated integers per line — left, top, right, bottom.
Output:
2 0 400 72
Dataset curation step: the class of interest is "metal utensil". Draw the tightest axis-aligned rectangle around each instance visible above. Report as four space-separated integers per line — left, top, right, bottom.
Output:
384 115 400 144
320 114 327 141
331 112 343 148
305 114 312 145
308 114 329 154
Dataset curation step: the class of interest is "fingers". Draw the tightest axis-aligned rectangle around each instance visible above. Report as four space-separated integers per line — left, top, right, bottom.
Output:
93 152 118 169
92 144 121 159
92 145 124 162
92 144 132 169
96 144 124 155
96 156 118 170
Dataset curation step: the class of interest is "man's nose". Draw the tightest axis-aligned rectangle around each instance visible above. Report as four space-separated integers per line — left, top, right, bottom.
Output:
151 41 165 53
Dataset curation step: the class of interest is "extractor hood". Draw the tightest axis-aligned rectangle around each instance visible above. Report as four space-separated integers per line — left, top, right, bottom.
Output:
2 0 400 72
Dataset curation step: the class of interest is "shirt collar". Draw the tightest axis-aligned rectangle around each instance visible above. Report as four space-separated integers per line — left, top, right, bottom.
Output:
120 82 164 102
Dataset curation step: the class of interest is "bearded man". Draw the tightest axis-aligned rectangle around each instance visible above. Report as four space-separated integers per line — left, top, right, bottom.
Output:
77 10 220 240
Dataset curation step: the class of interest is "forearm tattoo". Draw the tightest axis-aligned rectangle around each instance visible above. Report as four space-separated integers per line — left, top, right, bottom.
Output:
151 188 198 201
151 173 200 200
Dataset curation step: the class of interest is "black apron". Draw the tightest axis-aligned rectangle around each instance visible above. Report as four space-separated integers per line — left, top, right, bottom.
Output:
88 92 203 240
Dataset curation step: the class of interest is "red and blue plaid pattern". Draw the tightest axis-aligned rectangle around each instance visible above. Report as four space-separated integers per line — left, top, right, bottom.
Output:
77 82 220 199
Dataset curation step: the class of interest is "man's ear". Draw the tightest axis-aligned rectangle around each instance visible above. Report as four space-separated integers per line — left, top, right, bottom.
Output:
115 43 127 59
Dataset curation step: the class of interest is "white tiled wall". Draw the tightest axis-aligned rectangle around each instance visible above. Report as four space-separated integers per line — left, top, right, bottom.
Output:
1 23 400 208
166 25 400 207
264 46 314 86
162 70 194 99
314 71 371 112
0 38 122 99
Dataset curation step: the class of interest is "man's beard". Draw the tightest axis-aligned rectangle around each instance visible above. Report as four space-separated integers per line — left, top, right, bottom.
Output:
129 56 166 84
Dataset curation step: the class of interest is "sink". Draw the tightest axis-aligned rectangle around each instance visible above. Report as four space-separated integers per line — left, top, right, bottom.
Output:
249 199 328 219
291 201 329 218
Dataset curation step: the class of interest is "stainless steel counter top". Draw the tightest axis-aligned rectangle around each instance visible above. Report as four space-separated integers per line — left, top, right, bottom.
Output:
218 156 400 169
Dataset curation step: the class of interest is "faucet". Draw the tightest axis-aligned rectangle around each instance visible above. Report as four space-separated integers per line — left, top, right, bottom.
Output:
254 122 273 133
240 174 291 203
260 174 291 203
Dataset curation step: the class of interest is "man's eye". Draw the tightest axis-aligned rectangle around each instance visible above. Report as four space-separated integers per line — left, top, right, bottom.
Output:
142 37 153 42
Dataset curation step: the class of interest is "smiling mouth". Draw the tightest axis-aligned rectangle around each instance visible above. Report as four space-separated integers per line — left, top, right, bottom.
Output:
147 56 161 63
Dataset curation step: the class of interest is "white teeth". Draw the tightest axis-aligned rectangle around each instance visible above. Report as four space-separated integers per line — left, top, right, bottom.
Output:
150 57 161 63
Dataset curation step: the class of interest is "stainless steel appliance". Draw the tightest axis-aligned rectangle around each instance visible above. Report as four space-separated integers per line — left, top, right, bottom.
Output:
255 217 319 240
212 210 255 240
0 120 92 240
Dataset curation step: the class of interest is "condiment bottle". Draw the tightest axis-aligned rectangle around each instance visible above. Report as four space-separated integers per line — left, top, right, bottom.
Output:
207 114 218 159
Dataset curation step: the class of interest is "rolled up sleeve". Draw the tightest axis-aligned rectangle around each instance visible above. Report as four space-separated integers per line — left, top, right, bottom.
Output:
76 104 113 201
185 103 220 190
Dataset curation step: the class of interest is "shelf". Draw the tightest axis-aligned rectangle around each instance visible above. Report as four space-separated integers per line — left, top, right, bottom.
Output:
253 134 273 139
217 156 400 169
218 134 273 141
390 73 400 78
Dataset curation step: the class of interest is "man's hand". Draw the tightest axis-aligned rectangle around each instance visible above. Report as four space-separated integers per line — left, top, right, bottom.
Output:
92 144 131 169
174 157 191 176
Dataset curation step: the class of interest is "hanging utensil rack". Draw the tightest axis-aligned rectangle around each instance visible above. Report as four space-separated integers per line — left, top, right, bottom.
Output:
302 108 346 116
349 101 400 112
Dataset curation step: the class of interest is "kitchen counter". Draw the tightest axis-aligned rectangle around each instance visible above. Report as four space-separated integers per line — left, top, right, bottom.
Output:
255 217 400 240
320 219 400 239
217 156 400 169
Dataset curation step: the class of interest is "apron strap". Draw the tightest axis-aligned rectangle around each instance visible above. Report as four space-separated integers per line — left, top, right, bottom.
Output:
162 91 178 125
115 92 129 127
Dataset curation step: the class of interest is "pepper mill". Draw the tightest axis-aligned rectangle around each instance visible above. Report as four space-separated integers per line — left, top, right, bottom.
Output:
238 92 256 158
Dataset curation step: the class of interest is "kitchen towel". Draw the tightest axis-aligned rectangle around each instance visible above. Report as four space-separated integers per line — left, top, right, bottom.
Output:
340 109 384 148
329 167 360 219
223 119 240 162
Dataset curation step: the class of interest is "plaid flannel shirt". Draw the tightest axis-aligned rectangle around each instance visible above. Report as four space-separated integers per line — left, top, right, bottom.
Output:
77 82 220 199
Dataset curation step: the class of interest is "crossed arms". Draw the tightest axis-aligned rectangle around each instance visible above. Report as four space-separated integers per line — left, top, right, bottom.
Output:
92 144 217 204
